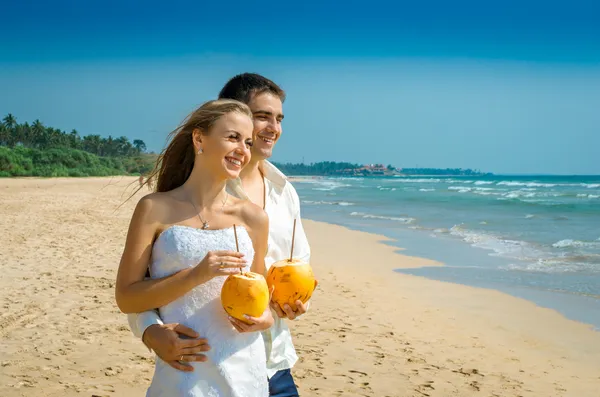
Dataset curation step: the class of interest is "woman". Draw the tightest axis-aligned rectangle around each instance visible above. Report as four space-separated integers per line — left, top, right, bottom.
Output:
115 99 273 396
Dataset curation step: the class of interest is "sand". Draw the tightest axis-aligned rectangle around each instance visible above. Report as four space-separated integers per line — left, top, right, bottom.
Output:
1 176 599 397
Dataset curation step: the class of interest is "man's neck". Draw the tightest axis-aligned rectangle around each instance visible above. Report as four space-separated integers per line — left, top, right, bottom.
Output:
240 157 265 183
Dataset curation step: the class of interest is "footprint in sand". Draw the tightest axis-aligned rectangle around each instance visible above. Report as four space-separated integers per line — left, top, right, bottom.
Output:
415 381 435 395
104 366 123 376
469 380 481 391
453 367 484 377
407 357 427 364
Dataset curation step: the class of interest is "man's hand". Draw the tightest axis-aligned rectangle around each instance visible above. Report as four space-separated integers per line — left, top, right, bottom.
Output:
142 323 210 372
228 307 275 333
270 300 310 320
270 280 317 320
228 285 275 333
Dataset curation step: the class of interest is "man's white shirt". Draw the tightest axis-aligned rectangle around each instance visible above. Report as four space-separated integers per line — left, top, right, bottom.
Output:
127 160 311 378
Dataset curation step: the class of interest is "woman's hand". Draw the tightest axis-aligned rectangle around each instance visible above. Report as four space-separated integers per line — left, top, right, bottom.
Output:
191 250 247 284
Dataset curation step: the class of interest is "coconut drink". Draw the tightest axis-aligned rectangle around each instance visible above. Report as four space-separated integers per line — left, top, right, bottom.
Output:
267 258 316 311
266 219 317 311
221 271 270 324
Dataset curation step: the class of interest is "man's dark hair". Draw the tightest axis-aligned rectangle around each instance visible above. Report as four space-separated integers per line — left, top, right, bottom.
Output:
218 73 286 104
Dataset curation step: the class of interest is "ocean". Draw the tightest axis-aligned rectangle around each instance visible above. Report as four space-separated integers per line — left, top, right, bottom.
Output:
293 175 600 330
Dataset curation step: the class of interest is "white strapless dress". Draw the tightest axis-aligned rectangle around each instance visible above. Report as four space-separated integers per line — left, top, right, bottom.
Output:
146 225 268 397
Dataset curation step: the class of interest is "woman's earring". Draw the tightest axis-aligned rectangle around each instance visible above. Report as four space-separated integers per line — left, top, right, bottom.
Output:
197 148 203 155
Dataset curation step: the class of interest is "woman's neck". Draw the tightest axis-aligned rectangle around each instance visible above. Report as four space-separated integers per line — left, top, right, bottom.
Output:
181 166 228 209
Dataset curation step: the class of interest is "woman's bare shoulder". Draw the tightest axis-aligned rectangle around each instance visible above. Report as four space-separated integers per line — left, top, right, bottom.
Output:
227 197 268 230
132 190 180 226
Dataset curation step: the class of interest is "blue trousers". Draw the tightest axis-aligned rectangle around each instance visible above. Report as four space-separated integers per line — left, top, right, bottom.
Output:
269 369 299 397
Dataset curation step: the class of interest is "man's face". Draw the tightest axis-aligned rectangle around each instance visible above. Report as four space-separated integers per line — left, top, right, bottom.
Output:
247 92 284 160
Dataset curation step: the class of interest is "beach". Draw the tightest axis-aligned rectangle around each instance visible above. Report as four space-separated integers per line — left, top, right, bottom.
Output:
1 176 599 397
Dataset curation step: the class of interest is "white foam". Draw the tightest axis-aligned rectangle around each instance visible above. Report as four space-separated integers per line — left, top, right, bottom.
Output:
392 178 442 183
449 225 548 261
302 200 354 206
503 259 598 274
497 181 558 188
448 186 472 193
308 180 352 191
552 239 600 249
349 211 415 224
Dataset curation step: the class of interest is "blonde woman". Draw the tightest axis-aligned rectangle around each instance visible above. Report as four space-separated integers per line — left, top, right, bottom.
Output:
115 99 273 396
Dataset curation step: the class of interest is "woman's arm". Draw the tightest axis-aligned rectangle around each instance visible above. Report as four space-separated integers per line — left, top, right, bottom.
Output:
115 196 199 313
115 196 247 313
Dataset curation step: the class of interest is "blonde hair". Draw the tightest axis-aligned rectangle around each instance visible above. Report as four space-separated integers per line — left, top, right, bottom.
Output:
143 99 252 193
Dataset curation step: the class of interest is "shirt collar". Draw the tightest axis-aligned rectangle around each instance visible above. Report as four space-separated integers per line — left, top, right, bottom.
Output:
260 160 287 188
226 160 287 200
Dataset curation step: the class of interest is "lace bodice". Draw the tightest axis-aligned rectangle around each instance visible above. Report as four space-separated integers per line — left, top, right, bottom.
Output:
145 225 268 397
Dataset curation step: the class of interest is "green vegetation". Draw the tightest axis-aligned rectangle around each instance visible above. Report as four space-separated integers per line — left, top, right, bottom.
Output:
272 161 491 176
399 168 492 176
0 113 155 177
271 161 362 176
0 112 492 179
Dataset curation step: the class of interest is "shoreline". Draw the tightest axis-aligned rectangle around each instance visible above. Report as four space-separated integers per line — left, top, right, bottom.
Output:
299 207 600 331
1 177 599 396
303 218 599 331
294 219 600 396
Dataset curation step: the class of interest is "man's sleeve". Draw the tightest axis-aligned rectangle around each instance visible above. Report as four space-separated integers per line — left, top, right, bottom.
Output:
128 311 164 340
289 185 311 264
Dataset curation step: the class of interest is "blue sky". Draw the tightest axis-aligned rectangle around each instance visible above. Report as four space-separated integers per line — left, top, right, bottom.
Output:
1 0 599 174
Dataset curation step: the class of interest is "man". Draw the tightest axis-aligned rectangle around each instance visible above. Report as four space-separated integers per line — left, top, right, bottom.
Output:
127 73 312 397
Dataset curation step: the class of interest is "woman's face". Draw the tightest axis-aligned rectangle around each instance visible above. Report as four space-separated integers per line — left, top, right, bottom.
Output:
194 111 254 179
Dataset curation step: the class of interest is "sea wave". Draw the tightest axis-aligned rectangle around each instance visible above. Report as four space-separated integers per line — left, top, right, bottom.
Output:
447 225 600 274
309 180 352 191
445 187 585 200
503 257 600 274
350 211 415 224
552 239 600 249
449 225 548 260
303 200 354 206
497 181 558 188
392 178 442 183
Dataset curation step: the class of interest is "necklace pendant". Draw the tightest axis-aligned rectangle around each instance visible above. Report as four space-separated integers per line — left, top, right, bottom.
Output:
202 221 209 230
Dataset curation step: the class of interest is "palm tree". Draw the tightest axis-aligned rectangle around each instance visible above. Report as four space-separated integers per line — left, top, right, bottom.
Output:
114 136 133 156
2 114 16 130
69 129 80 149
133 139 147 154
82 135 103 155
31 119 47 148
18 122 31 147
0 123 7 146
